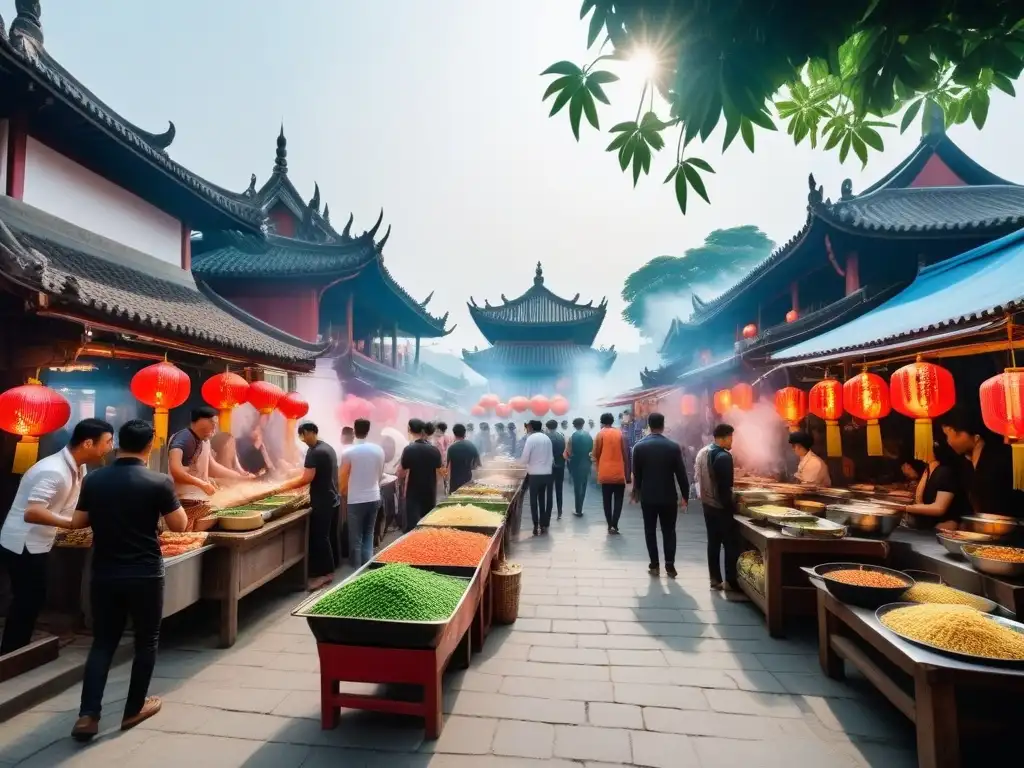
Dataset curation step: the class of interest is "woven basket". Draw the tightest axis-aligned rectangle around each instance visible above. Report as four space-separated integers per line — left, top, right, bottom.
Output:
492 562 522 625
180 500 213 533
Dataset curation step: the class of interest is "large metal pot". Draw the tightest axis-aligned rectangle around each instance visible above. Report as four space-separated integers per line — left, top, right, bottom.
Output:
830 504 902 537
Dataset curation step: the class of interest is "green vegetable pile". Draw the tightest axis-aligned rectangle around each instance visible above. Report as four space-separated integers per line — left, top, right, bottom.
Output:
308 563 468 621
214 506 265 517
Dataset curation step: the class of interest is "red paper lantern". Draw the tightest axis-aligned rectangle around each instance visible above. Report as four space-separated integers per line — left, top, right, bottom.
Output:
372 396 398 425
0 382 72 474
201 372 250 433
495 402 512 418
742 323 758 339
890 359 956 462
785 310 799 323
550 395 570 417
479 393 500 410
980 369 1024 489
530 395 550 417
131 362 191 444
509 396 529 413
731 383 754 412
680 394 698 417
277 392 310 420
809 379 844 457
774 387 807 431
470 404 486 417
713 389 732 415
248 381 284 415
843 371 891 456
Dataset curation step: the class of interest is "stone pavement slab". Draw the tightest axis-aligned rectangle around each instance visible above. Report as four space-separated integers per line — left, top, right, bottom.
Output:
2 487 916 767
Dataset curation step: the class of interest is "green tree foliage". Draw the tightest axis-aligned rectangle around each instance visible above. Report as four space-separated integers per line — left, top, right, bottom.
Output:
621 225 775 331
542 1 1024 214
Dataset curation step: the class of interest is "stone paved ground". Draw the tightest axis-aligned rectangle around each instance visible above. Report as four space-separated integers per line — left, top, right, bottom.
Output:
0 486 919 767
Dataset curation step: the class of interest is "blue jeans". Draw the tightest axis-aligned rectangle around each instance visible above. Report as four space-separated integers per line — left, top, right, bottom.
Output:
347 501 379 568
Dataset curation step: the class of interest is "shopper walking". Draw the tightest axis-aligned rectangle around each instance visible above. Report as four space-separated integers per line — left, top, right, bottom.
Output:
564 418 593 517
71 420 187 739
341 419 385 568
630 413 689 577
545 419 566 521
694 423 745 597
1 419 113 655
521 420 554 535
593 412 630 534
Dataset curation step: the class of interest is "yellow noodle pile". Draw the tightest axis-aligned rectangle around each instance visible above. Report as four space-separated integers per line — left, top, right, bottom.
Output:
880 604 1024 660
901 583 992 611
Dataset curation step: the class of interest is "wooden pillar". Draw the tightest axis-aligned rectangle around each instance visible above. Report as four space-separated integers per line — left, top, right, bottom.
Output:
845 253 860 295
391 326 398 368
790 282 799 313
5 110 29 200
180 223 192 271
345 292 354 347
415 336 421 370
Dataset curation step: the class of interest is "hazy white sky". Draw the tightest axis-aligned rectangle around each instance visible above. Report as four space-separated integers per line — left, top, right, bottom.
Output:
14 1 1024 355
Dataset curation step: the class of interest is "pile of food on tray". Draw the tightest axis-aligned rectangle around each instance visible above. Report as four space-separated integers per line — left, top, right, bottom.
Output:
308 563 469 621
55 528 93 548
159 531 208 558
418 505 504 529
879 603 1024 661
737 550 765 594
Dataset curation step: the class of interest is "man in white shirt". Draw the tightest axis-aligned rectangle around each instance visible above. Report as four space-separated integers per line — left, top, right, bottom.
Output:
521 419 554 536
341 419 385 568
789 430 832 487
0 418 114 655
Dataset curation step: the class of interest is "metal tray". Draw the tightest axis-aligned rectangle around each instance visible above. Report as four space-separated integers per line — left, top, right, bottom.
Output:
368 528 497 577
961 544 1024 579
779 519 846 539
433 499 509 515
900 582 998 614
802 563 914 609
876 602 1024 667
292 565 477 649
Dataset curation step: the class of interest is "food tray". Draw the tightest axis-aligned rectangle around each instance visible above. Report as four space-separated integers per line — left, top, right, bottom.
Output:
433 499 509 515
961 544 1024 579
748 505 815 524
901 582 998 614
876 602 1024 668
367 529 497 578
804 563 914 609
779 518 846 539
936 531 1000 557
292 566 477 648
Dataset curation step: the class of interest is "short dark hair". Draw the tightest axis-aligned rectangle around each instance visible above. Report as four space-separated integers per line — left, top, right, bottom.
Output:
508 422 516 429
437 422 448 433
118 419 154 453
573 417 585 429
939 405 982 436
69 418 114 447
529 419 543 432
424 421 436 436
298 421 319 436
788 430 813 450
341 426 355 437
902 458 928 476
408 418 425 435
648 412 665 430
353 419 370 439
480 422 489 430
546 419 558 430
713 423 735 439
191 406 218 423
600 413 614 426
453 423 467 438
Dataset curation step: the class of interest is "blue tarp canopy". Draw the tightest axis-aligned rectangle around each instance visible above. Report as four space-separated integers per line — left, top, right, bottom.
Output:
771 227 1024 362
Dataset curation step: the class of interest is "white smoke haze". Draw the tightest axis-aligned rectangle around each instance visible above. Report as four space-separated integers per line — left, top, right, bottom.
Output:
722 400 790 477
637 272 748 344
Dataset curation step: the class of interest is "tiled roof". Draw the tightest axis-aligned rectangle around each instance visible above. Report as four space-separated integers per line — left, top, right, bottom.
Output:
823 186 1024 234
0 10 264 231
192 230 377 278
462 343 616 374
0 200 324 367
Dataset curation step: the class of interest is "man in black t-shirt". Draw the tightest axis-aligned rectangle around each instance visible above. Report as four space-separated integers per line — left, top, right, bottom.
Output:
447 423 481 494
283 422 340 589
400 418 443 531
70 420 188 741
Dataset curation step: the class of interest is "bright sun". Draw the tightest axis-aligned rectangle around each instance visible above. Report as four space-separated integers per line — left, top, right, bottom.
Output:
630 48 660 82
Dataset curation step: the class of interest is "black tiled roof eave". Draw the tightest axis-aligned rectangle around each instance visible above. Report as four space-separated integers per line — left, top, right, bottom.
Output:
368 259 452 339
469 306 604 346
0 34 265 233
460 344 617 376
191 230 380 280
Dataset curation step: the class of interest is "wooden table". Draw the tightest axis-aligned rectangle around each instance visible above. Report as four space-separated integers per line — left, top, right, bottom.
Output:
202 508 310 647
735 516 890 637
814 583 1024 767
889 528 1024 616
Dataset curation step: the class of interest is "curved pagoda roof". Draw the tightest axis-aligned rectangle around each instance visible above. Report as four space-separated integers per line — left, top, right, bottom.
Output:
462 343 616 378
0 3 264 233
678 103 1024 329
468 262 607 345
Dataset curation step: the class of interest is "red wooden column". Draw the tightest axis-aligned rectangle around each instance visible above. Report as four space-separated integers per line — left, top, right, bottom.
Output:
5 111 29 200
845 253 860 295
345 292 354 347
180 223 192 270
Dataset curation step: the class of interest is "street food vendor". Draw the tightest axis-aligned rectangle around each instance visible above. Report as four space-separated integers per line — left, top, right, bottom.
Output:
168 407 248 502
941 407 1024 519
902 441 968 530
788 430 831 487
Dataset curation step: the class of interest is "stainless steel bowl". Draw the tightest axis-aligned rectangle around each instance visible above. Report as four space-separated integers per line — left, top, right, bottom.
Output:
960 515 1020 537
961 544 1024 578
936 531 999 557
841 506 902 537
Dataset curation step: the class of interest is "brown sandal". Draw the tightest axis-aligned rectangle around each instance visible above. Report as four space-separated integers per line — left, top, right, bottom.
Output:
121 696 162 731
71 715 99 742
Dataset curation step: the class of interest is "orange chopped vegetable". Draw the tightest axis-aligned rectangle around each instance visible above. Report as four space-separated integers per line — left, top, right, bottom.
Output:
376 528 492 567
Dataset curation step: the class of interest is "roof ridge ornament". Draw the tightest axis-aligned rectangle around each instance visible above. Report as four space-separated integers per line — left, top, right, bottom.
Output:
309 182 320 213
807 173 824 207
274 125 288 175
342 213 353 239
421 291 434 307
377 224 391 251
245 174 257 197
367 209 384 238
840 179 854 200
534 261 544 285
11 1 43 46
922 100 946 138
323 204 330 223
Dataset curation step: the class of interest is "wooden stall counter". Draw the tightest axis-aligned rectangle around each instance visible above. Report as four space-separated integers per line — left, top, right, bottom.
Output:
735 516 890 638
815 583 1024 768
202 507 310 647
889 528 1024 616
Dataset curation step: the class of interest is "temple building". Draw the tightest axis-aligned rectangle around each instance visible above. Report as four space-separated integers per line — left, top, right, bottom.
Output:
191 130 461 406
643 104 1024 391
463 262 615 398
